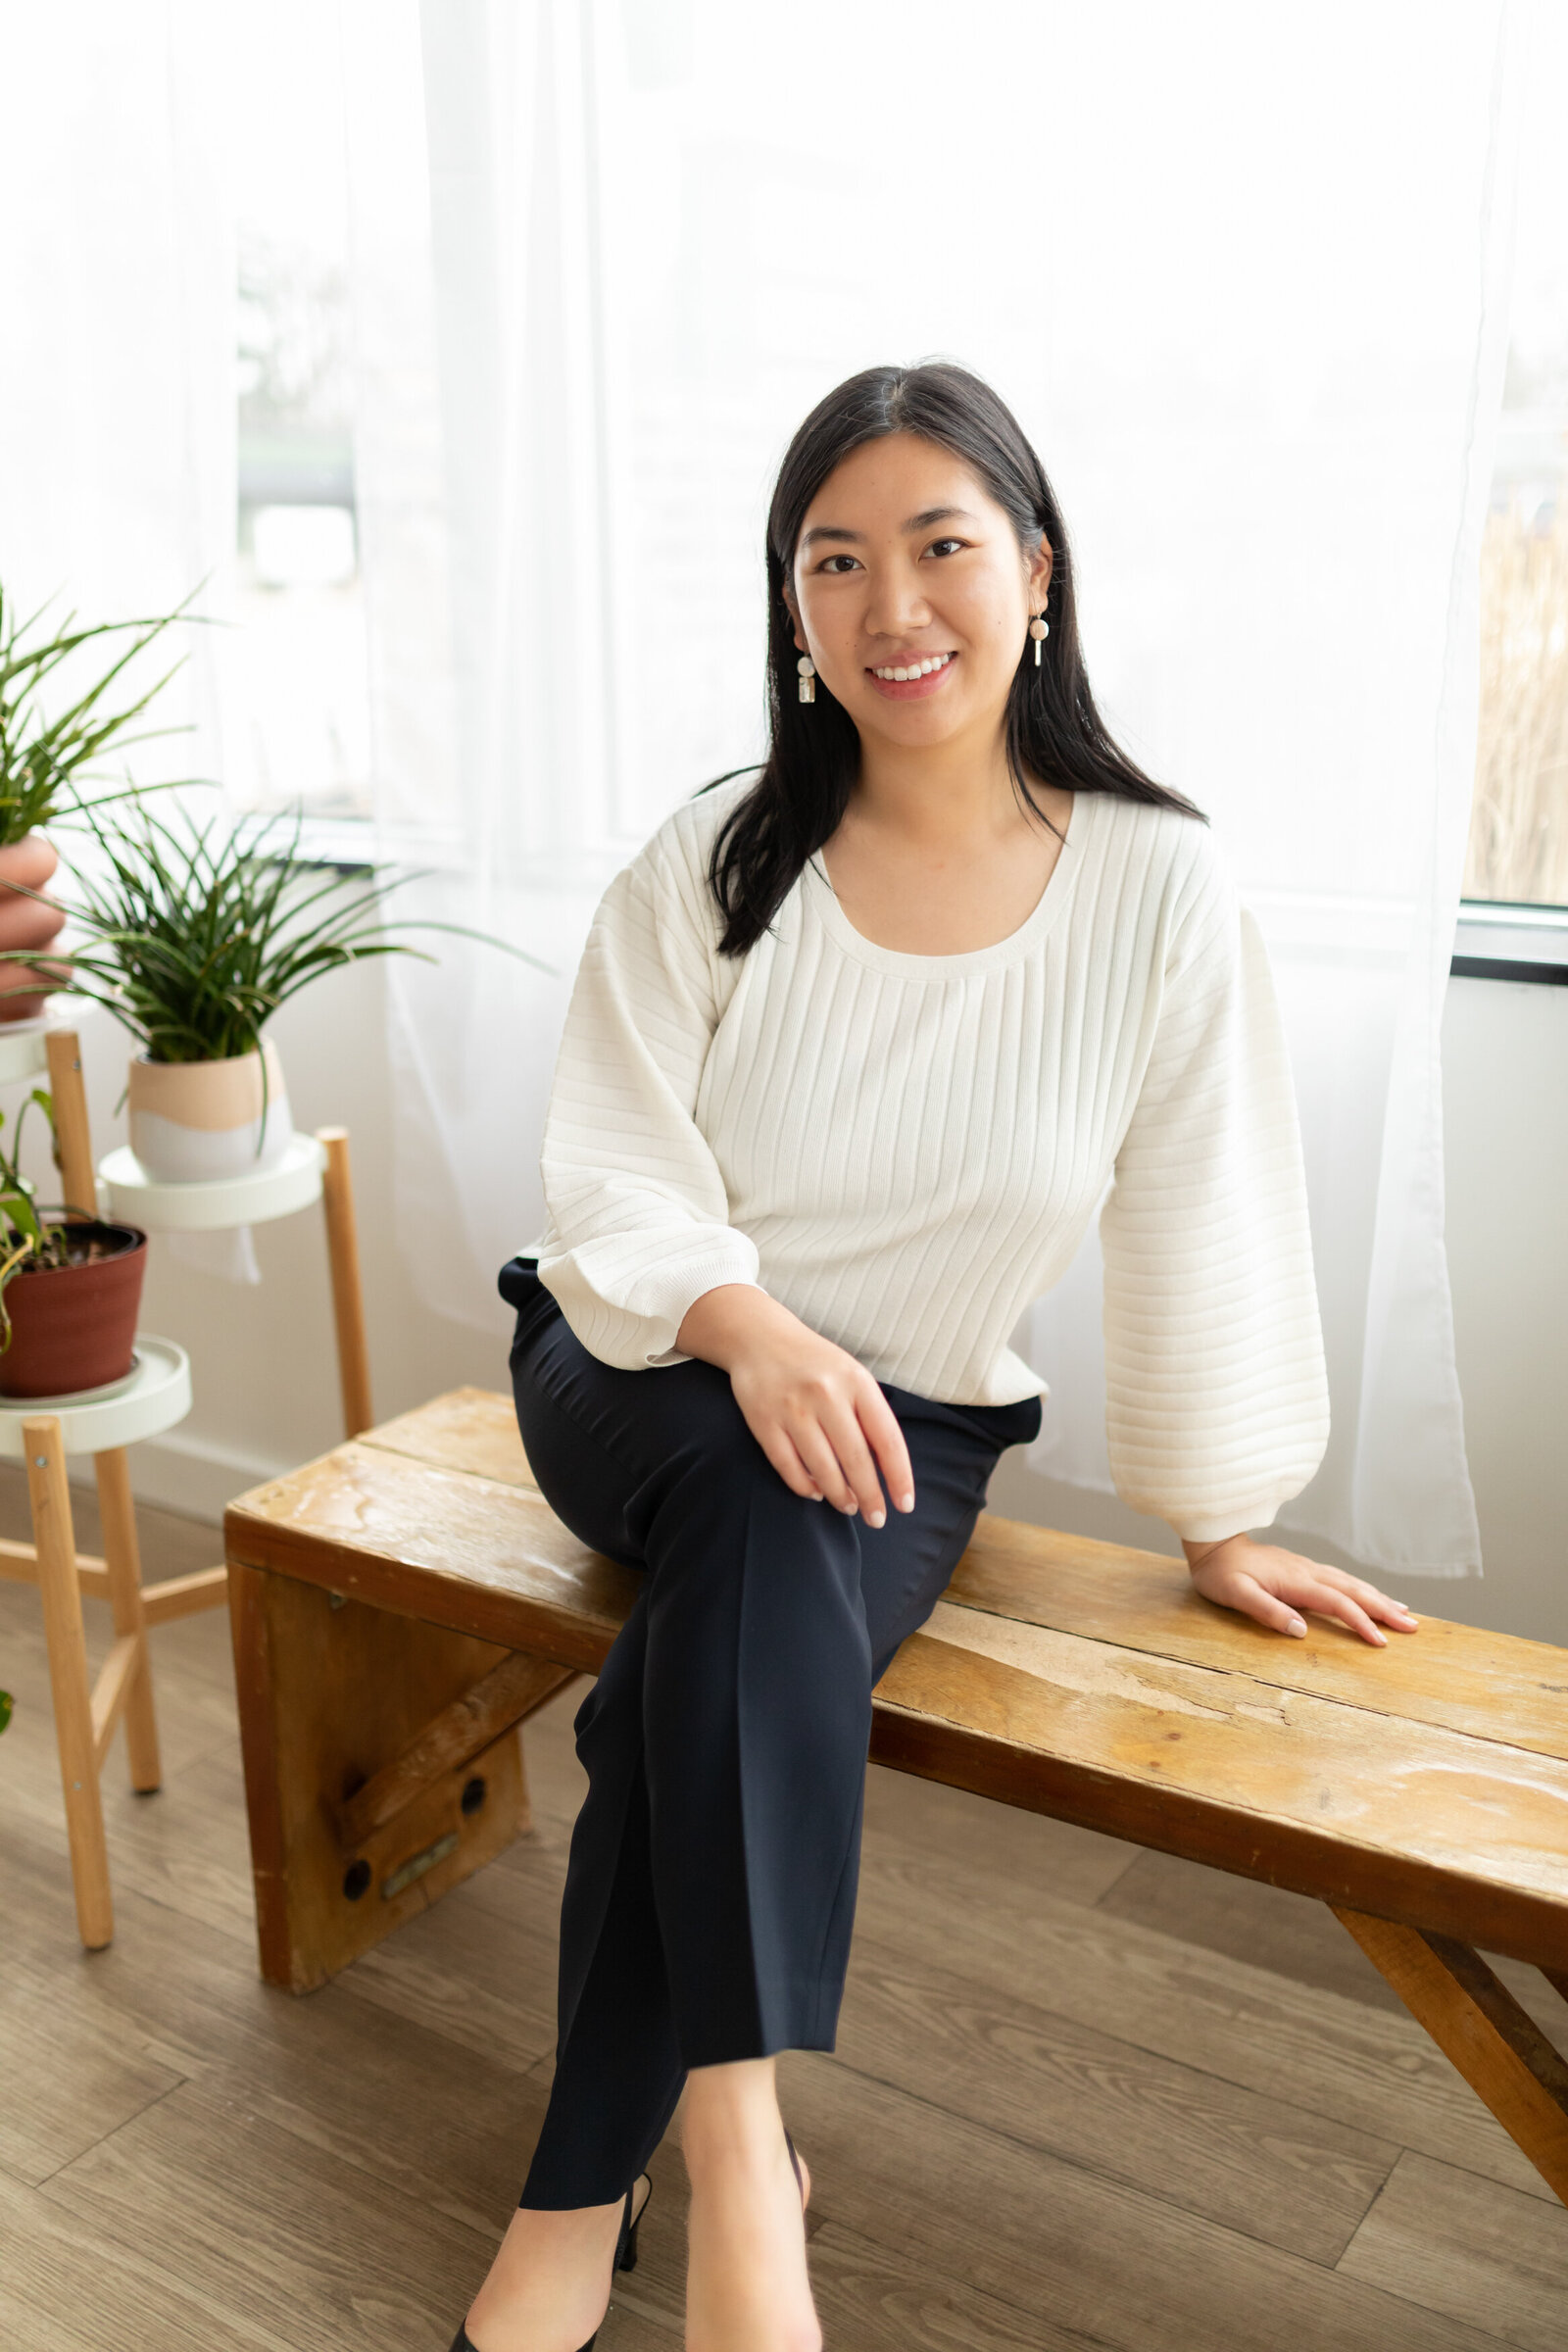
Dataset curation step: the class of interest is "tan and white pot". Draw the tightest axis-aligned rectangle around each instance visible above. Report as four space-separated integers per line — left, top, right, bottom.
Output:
127 1040 293 1183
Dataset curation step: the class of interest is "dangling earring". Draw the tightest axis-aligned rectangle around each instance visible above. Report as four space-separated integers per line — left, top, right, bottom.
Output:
797 655 816 705
1028 612 1050 666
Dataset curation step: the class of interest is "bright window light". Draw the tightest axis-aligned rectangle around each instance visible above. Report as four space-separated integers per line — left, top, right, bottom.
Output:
252 504 358 588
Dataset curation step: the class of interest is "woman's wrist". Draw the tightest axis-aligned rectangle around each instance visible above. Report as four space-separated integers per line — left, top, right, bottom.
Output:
675 1282 795 1371
1181 1531 1250 1575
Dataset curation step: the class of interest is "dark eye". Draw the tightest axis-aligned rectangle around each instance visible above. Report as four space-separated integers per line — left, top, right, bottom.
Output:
818 554 861 574
926 537 965 559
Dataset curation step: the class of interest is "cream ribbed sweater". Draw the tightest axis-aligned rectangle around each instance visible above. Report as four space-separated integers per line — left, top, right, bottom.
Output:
530 776 1330 1543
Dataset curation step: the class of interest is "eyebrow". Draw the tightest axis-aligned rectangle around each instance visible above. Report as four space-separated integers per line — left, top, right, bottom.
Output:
799 505 979 550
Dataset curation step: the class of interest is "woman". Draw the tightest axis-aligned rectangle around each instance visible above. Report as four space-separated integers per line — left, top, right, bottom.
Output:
450 362 1417 2352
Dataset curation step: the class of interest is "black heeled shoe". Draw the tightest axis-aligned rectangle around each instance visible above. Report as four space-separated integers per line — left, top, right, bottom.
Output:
446 2175 652 2352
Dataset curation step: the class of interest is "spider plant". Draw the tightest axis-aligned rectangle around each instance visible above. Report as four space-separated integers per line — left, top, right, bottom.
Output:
0 581 201 847
7 795 547 1073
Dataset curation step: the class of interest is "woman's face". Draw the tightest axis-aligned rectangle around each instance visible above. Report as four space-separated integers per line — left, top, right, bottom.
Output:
786 432 1051 753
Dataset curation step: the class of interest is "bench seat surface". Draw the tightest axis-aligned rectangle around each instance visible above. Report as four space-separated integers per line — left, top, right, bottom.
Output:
223 1387 1568 1970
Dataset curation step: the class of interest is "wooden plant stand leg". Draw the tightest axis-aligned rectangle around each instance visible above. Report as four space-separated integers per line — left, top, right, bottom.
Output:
316 1127 372 1440
94 1446 162 1791
25 1416 113 1949
45 1028 96 1220
1336 1906 1568 2204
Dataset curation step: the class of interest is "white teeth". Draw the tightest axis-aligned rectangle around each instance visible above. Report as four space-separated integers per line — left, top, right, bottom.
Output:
873 653 953 682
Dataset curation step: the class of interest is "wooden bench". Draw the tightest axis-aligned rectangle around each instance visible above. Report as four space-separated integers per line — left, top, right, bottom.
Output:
223 1386 1568 2209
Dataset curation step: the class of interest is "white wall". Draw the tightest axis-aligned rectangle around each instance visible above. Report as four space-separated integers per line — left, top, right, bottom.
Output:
62 962 1568 1645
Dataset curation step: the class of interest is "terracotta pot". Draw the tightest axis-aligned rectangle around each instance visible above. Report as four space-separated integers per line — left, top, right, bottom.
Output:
0 833 69 1022
127 1040 292 1182
0 1221 147 1398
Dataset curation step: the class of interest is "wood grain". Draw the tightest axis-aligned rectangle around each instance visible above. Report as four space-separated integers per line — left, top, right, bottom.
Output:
4 1555 1561 2351
351 1391 1568 1762
832 1925 1396 2260
774 2052 1513 2352
1336 1912 1568 2202
332 1651 574 1849
1338 2149 1568 2351
361 1385 538 1489
227 1561 531 1989
224 1400 1568 1970
852 1835 1559 2201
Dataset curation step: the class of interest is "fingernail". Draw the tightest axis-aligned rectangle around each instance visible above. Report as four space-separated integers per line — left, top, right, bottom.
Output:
1372 1629 1387 1645
898 1493 915 1512
868 1508 885 1529
1287 1617 1307 1637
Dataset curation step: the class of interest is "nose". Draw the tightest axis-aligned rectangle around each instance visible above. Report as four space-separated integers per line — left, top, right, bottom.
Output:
862 558 933 644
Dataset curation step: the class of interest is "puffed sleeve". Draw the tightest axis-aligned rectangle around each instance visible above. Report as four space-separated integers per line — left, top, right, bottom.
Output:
1098 840 1330 1543
532 825 760 1370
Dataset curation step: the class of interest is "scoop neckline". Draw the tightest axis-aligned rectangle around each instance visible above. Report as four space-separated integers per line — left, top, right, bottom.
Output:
802 789 1089 977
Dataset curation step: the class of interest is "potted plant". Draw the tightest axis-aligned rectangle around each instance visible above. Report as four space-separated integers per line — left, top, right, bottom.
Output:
11 797 544 1183
0 1087 146 1396
0 583 195 1022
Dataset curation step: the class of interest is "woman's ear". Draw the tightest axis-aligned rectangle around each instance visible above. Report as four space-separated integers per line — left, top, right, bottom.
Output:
781 579 807 654
1027 534 1054 609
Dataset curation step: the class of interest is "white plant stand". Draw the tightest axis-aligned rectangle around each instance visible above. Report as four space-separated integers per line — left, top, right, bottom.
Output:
0 1020 373 1949
0 1340 195 1947
97 1130 371 1440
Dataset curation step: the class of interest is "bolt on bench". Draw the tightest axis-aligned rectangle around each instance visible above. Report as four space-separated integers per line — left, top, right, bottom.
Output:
224 1386 1568 2207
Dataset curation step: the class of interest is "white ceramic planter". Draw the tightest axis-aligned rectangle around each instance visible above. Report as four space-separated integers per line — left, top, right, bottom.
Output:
126 1041 293 1183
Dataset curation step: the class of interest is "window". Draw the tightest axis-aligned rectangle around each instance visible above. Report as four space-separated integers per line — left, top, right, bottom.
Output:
228 14 370 820
1462 7 1568 911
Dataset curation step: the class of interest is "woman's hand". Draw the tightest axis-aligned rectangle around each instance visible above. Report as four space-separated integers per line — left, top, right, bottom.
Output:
676 1285 914 1527
1182 1533 1419 1645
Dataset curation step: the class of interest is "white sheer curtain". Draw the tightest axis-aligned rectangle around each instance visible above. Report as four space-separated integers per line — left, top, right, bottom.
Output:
0 3 232 779
345 0 1521 1576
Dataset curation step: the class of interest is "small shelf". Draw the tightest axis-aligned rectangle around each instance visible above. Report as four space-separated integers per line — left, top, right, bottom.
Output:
98 1133 327 1233
0 1335 192 1458
0 1002 81 1088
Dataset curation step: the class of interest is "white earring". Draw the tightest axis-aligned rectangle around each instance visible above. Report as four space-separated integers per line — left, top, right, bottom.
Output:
797 654 816 705
1028 612 1050 666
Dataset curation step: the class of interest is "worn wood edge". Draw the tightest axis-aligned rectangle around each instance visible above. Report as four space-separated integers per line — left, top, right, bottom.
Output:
867 1704 1568 1974
222 1512 625 1676
335 1653 577 1848
226 1503 1568 1968
950 1530 1568 1767
225 1560 298 1988
1334 1909 1568 2203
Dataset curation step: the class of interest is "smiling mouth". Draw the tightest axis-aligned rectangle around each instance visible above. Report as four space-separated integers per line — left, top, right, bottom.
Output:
868 652 956 682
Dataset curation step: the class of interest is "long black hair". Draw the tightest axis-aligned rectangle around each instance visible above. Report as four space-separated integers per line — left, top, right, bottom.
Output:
704 361 1204 956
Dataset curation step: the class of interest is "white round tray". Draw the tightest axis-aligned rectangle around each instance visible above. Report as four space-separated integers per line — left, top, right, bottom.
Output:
0 1334 192 1457
0 1000 88 1088
98 1132 326 1233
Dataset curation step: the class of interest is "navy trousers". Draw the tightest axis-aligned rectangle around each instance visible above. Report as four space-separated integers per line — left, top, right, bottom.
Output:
499 1256 1042 2208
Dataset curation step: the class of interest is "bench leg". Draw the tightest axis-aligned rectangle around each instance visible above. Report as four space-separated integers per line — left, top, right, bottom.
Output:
227 1559 532 1991
1335 1906 1568 2205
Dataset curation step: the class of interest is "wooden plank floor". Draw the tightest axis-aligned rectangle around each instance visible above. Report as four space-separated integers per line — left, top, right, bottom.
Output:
4 1473 1568 2350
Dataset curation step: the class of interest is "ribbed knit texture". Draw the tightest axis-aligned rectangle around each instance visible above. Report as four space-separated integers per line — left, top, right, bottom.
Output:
531 778 1330 1543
